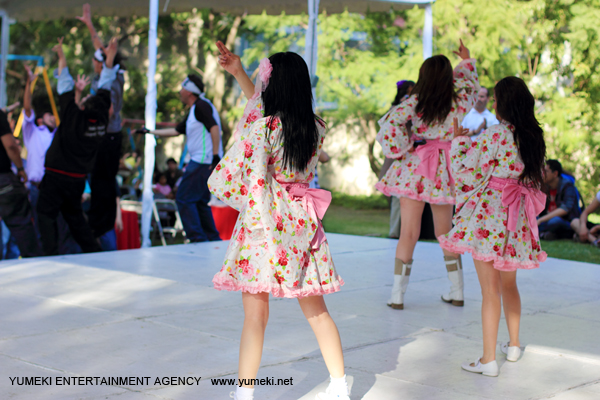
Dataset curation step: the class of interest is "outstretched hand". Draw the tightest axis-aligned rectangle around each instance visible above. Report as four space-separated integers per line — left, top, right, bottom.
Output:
105 37 119 68
216 41 243 76
75 74 91 92
453 117 469 138
453 39 470 60
52 37 64 54
76 3 92 25
24 64 37 83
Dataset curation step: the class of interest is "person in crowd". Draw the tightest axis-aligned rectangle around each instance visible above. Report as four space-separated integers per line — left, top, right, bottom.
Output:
165 157 183 191
77 3 126 251
439 77 547 377
461 87 499 141
153 173 174 199
571 188 600 246
376 40 479 310
210 41 348 400
36 37 119 256
141 74 221 242
22 64 57 230
0 108 41 258
379 79 415 238
537 159 580 240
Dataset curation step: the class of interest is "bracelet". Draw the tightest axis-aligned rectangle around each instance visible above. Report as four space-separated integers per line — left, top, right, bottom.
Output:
17 167 24 172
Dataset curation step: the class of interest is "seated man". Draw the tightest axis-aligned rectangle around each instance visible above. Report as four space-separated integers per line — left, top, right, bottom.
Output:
537 160 581 240
571 189 600 246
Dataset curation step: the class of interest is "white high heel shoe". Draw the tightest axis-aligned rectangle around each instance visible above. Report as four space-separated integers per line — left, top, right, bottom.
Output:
500 342 521 362
461 358 499 377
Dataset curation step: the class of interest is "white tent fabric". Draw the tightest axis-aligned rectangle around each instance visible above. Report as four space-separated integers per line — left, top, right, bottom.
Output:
0 0 434 247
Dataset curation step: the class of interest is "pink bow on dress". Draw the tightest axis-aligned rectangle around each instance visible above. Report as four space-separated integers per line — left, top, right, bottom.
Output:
500 180 546 241
286 184 332 250
414 139 455 186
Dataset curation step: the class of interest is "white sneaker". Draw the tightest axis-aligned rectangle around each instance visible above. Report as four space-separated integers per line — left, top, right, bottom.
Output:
316 392 350 400
230 391 253 400
461 358 499 377
500 342 521 362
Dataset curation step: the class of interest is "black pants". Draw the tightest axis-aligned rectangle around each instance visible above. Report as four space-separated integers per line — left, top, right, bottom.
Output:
37 171 101 256
0 173 41 257
89 131 122 238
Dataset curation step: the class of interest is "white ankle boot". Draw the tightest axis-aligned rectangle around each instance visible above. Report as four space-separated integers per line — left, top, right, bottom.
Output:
316 375 350 400
461 358 499 377
500 342 521 362
387 258 412 310
441 255 464 306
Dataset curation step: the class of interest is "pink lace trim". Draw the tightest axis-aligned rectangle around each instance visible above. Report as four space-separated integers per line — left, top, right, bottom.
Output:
212 276 345 299
375 182 455 205
437 236 547 271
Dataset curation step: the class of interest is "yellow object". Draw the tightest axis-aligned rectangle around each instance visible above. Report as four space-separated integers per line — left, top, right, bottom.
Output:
13 66 60 137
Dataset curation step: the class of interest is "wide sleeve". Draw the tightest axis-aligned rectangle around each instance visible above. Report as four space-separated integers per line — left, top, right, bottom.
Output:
450 126 500 191
376 95 417 159
453 59 480 115
208 119 271 212
21 110 36 144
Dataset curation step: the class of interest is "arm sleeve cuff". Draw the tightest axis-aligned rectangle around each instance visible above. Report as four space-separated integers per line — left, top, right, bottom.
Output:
98 63 120 90
55 67 74 95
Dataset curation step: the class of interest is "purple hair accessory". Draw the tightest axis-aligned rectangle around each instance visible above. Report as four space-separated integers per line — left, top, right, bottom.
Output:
396 80 406 88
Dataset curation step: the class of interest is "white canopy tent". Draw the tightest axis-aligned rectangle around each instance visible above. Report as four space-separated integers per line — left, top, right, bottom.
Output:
0 0 434 247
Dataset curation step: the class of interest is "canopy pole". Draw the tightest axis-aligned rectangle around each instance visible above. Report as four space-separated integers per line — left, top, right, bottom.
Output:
423 2 432 60
0 10 10 108
304 0 320 101
141 0 159 248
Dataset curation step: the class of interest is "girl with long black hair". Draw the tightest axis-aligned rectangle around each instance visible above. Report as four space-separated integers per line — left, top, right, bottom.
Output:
439 77 547 376
376 40 479 310
208 42 349 400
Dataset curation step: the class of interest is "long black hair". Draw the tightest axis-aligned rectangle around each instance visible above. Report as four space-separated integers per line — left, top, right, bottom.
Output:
262 52 322 172
411 55 457 126
391 80 415 107
494 77 546 189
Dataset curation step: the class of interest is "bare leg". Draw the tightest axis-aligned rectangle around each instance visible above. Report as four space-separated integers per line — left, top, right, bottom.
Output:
298 295 345 378
500 270 521 347
430 203 459 258
474 260 502 364
396 198 425 262
238 292 270 388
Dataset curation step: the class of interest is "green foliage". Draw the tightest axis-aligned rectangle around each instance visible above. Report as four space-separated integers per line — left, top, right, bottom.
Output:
330 191 389 210
6 2 600 200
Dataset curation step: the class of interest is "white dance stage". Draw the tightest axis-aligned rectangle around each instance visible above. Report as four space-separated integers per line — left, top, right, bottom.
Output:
1 234 599 399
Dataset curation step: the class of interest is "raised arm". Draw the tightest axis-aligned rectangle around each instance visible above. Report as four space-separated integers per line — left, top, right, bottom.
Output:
76 4 105 52
53 37 67 77
23 64 37 118
216 41 254 100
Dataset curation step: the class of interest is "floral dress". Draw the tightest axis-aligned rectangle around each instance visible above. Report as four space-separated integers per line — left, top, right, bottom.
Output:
438 121 547 271
208 116 344 298
375 59 480 204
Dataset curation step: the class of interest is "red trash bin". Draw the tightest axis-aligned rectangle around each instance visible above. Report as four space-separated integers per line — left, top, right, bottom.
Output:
211 206 239 240
116 209 141 250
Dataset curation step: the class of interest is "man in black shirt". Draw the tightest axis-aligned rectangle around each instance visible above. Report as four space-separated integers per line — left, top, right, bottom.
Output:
0 110 42 257
37 37 120 256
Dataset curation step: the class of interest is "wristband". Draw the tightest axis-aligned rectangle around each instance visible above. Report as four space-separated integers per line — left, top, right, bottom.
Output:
17 167 24 172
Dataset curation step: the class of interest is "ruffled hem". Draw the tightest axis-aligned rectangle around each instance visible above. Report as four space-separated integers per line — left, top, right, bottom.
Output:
438 235 547 271
375 182 455 205
212 275 345 299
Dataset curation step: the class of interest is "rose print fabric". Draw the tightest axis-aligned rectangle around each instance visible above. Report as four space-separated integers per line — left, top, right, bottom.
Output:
438 121 547 271
375 59 480 204
208 116 344 298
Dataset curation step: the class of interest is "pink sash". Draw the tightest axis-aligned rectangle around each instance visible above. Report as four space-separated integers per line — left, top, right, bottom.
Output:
279 182 331 250
487 176 546 241
414 139 455 186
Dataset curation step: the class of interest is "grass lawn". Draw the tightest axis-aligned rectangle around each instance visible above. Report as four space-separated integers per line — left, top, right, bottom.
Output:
322 192 600 265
